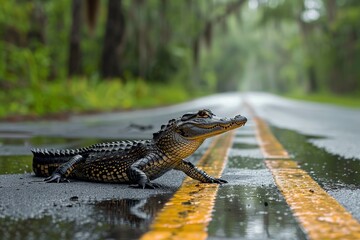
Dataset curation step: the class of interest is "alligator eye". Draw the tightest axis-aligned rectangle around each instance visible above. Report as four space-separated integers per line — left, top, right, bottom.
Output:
198 110 209 118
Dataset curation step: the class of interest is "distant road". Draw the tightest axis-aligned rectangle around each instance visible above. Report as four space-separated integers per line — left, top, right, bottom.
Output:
245 92 360 159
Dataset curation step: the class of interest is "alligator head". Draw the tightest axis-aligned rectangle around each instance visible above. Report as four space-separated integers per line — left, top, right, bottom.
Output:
153 109 247 158
175 109 247 139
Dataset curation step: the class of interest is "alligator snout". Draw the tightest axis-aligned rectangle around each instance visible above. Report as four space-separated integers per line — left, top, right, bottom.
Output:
220 115 247 123
234 115 247 122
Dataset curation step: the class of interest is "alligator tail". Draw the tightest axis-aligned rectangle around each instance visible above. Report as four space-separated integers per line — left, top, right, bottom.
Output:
31 148 79 177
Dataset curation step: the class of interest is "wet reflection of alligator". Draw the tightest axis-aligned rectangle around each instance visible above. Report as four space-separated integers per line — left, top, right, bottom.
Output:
93 194 173 239
32 109 247 188
94 194 172 226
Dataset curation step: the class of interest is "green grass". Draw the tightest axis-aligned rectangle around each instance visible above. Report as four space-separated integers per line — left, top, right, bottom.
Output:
0 78 203 119
285 92 360 108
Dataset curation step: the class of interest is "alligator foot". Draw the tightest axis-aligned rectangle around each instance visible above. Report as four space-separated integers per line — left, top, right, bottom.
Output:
44 173 70 183
211 178 228 184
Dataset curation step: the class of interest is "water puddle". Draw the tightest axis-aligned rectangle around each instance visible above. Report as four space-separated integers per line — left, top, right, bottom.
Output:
271 126 360 190
0 135 80 147
0 156 32 174
232 143 259 149
208 186 306 240
89 194 172 239
0 193 172 240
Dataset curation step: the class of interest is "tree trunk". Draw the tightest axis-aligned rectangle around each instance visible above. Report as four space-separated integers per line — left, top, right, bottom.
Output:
191 37 201 87
159 0 170 45
100 0 125 79
325 0 341 93
28 1 46 46
307 66 318 93
137 16 147 78
134 0 148 78
85 0 99 34
68 0 82 77
326 0 336 24
297 14 319 93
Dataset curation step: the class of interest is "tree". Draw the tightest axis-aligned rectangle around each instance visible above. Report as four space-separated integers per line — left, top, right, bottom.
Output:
100 0 125 79
68 0 83 77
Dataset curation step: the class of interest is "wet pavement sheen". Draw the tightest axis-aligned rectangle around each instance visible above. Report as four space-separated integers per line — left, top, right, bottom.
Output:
271 126 360 221
208 186 306 240
272 126 360 190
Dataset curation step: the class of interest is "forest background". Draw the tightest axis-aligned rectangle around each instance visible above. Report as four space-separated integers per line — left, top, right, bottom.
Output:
1 0 359 119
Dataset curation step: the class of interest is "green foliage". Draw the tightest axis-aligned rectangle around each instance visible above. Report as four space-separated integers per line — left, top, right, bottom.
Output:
0 0 213 119
0 77 192 118
0 1 31 32
2 44 50 85
247 0 360 95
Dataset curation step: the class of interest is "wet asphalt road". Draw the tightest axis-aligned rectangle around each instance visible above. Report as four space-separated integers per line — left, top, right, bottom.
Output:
245 92 360 221
0 92 359 239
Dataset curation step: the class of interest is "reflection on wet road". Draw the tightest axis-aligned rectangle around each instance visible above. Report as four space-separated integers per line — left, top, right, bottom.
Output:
208 186 305 240
0 194 172 240
208 129 306 240
91 194 173 239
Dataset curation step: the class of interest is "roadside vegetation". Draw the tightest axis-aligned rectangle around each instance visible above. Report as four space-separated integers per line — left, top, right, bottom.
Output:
1 1 359 119
286 92 360 108
0 78 194 118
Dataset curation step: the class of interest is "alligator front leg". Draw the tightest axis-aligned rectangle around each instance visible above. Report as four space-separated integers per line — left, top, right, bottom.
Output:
128 156 160 189
174 160 227 184
45 155 84 183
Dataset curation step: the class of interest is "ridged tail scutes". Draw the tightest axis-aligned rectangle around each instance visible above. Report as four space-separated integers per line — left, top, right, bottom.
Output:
31 148 78 157
32 148 80 177
31 148 81 168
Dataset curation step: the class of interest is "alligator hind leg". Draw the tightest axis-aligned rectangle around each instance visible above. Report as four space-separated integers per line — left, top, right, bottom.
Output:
174 160 228 184
45 155 84 183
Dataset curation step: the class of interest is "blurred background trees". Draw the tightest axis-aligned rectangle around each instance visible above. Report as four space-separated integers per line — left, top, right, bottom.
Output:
0 0 359 118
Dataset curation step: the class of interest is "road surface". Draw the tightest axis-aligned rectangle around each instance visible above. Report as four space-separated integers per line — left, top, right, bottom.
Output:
0 92 359 239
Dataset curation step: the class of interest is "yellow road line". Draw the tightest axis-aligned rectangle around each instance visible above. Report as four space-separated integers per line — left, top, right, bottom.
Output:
252 115 360 240
141 132 235 240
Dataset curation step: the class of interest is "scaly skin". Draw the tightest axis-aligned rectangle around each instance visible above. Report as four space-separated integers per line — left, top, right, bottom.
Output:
32 109 247 188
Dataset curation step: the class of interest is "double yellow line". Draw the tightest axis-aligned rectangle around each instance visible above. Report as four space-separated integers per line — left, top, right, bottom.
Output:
141 106 360 239
254 116 360 240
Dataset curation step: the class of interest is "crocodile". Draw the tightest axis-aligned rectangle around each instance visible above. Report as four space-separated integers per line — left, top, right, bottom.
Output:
32 109 247 188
